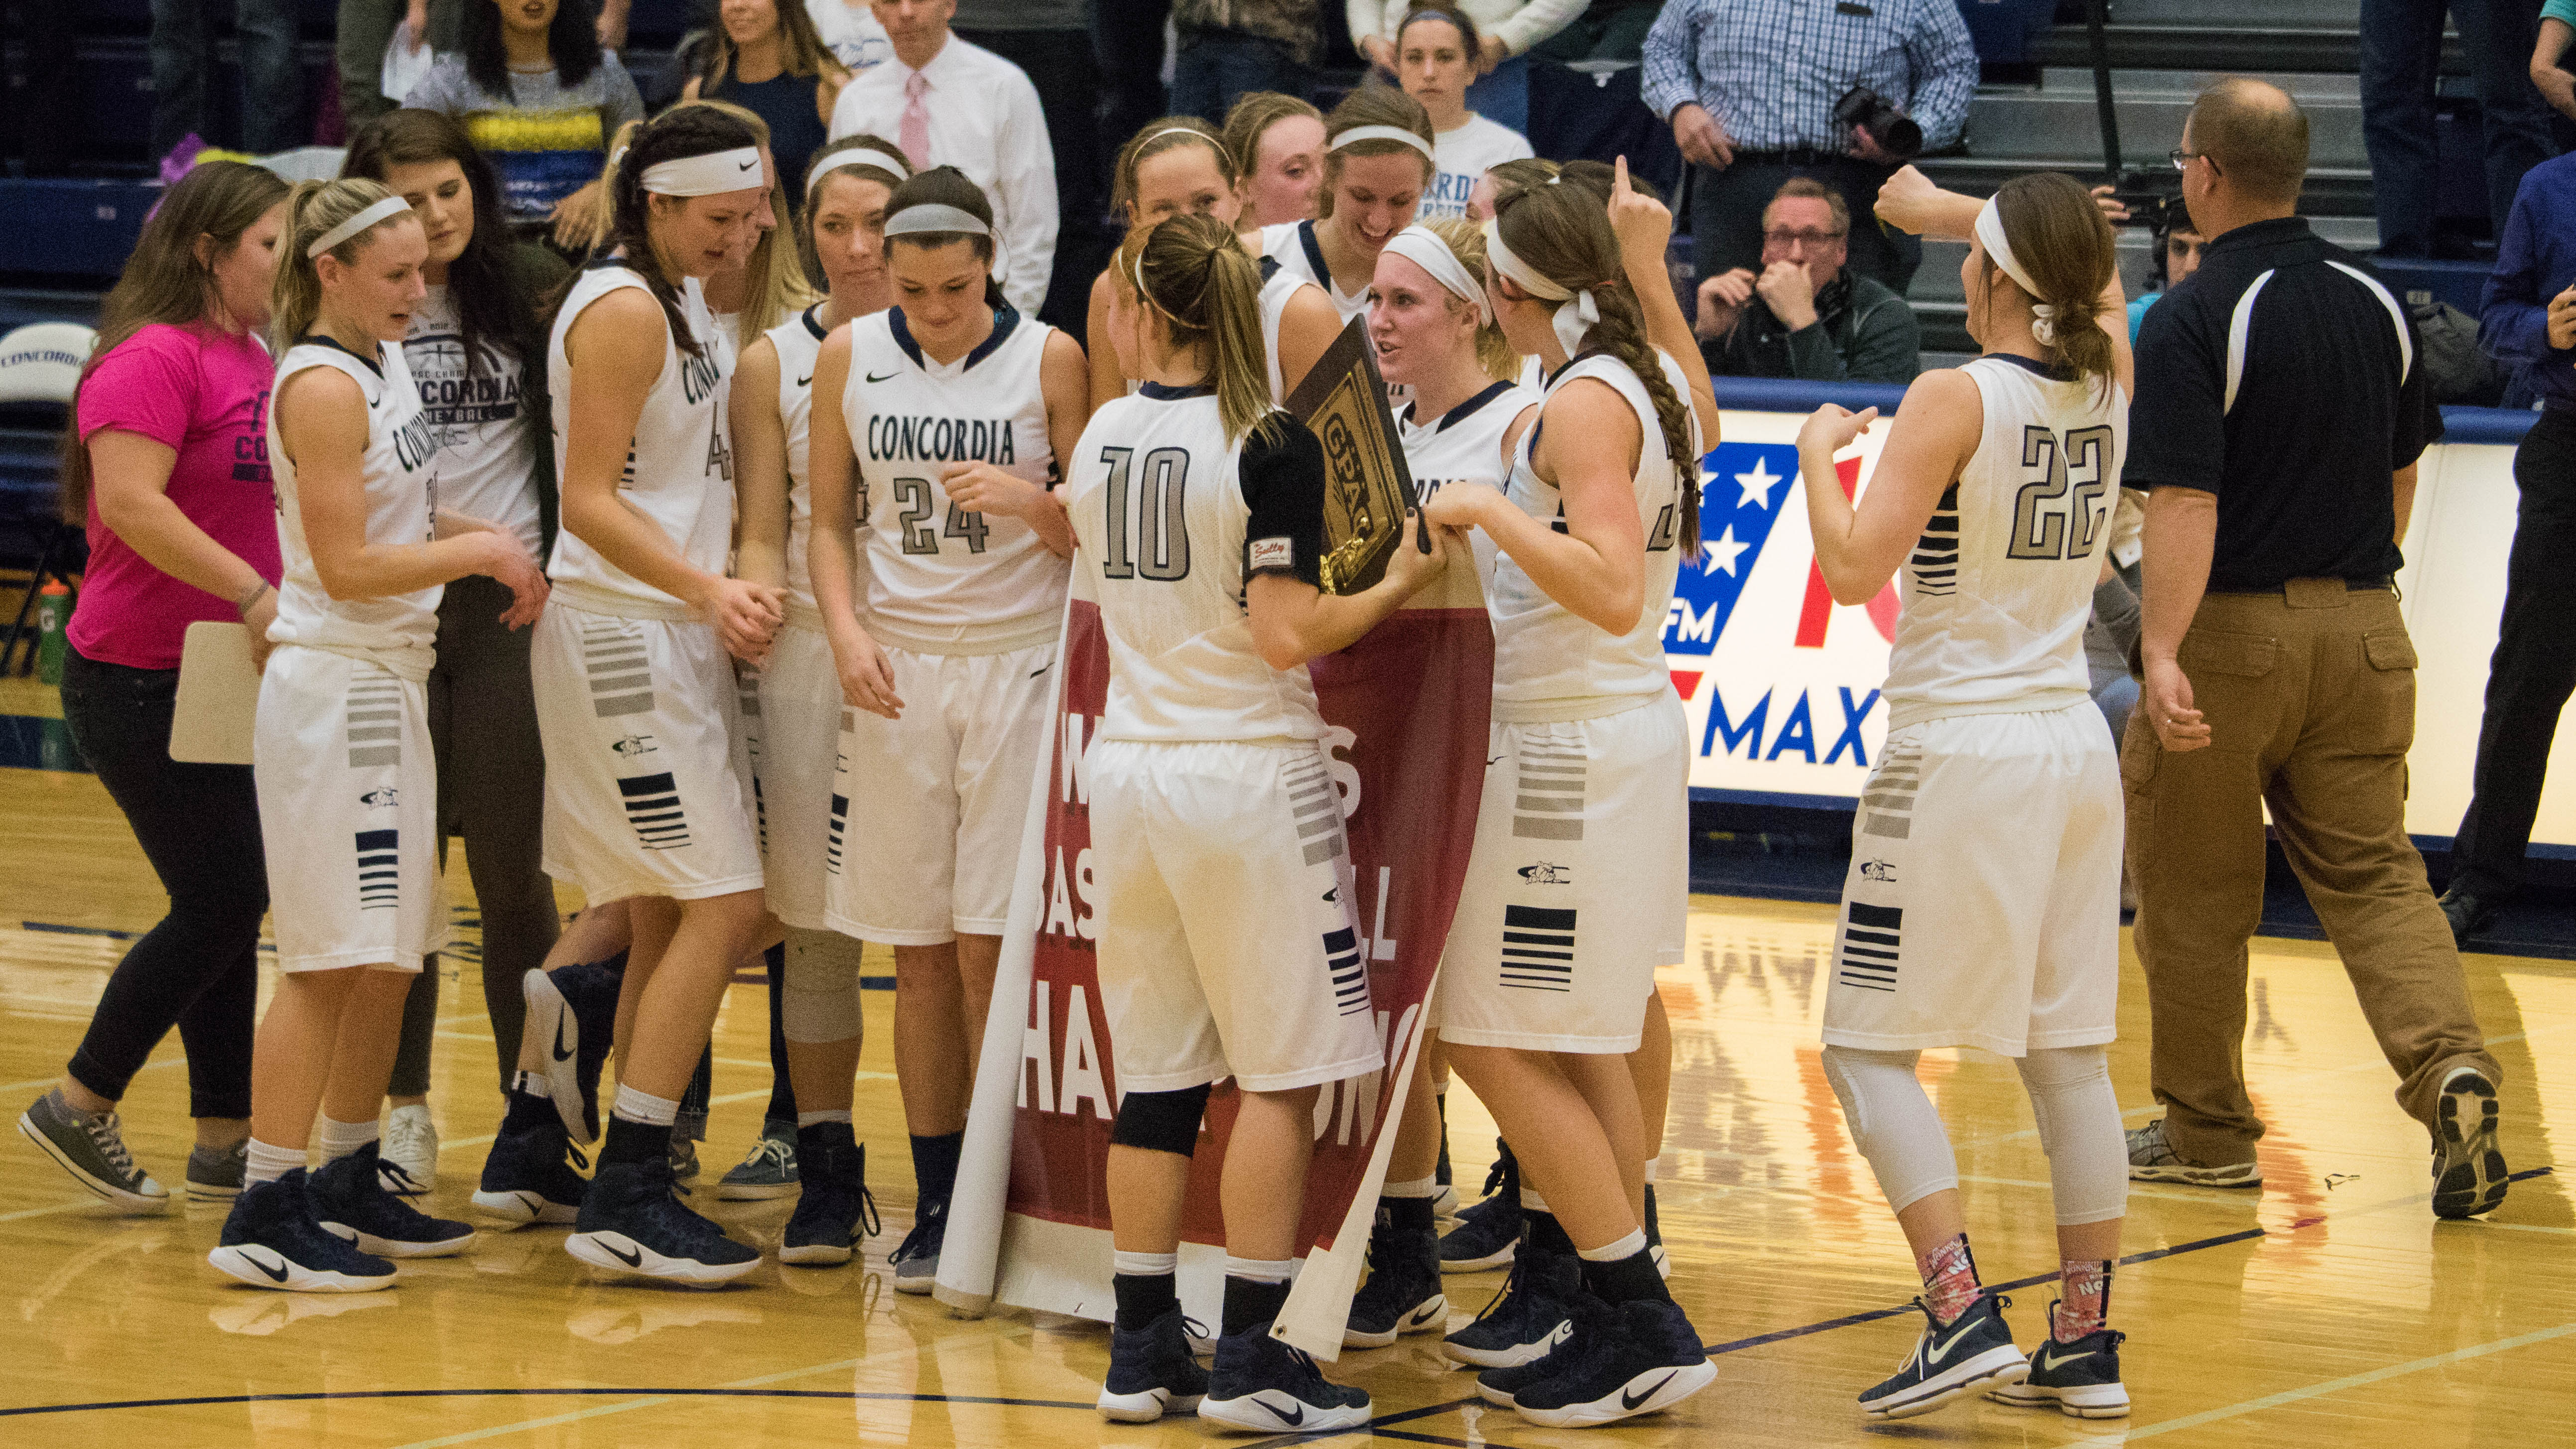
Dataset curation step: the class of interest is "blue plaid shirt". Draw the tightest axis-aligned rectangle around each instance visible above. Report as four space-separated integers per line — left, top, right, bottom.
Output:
1641 0 1978 155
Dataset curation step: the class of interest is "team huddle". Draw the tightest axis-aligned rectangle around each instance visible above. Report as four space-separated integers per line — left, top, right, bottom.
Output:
112 74 2138 1434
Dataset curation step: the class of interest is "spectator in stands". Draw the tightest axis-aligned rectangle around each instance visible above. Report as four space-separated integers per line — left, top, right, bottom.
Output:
1525 0 1660 66
808 0 895 69
2363 0 2555 258
2107 79 2509 1219
1223 92 1327 230
1642 0 1975 294
681 0 854 208
2128 208 2206 341
952 0 1110 330
1693 178 1918 384
337 1 463 130
16 161 292 1211
408 0 645 236
151 0 306 157
1170 0 1321 121
2437 139 2576 943
1349 0 1584 135
1097 0 1172 152
1391 8 1536 222
829 0 1057 315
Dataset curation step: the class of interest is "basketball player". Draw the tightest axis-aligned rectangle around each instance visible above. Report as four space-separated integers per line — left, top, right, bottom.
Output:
1412 166 1717 1428
1260 88 1438 322
1079 212 1455 1431
730 133 911 1265
208 179 546 1291
804 166 1088 1293
534 106 781 1285
1794 170 2134 1420
1221 92 1326 233
1345 215 1538 1349
1084 118 1340 411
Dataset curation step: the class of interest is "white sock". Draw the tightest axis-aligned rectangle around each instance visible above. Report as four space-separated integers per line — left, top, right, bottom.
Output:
316 1114 379 1162
611 1083 680 1127
1223 1256 1294 1284
1114 1250 1178 1276
513 1069 546 1097
246 1138 305 1186
1577 1227 1649 1263
1382 1176 1439 1198
1644 1159 1658 1185
797 1110 854 1127
1520 1187 1551 1213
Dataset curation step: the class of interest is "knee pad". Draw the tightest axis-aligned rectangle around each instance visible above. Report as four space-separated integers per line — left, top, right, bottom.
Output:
1820 1045 1958 1214
781 927 866 1044
2015 1046 2128 1225
1110 1083 1213 1157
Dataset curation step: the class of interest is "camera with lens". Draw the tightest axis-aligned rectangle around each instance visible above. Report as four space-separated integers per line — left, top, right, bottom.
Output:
1833 86 1923 162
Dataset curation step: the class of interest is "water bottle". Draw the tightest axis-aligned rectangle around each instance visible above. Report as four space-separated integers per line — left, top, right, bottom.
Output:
35 581 73 685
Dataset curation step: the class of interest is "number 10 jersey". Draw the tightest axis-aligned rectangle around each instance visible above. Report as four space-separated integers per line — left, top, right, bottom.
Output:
842 305 1066 654
1882 354 2130 731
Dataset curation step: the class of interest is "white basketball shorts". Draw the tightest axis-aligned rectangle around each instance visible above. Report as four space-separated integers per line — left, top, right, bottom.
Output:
1437 696 1689 1054
749 622 843 931
254 646 447 972
1089 738 1384 1093
824 640 1054 945
1821 701 2121 1056
532 600 762 906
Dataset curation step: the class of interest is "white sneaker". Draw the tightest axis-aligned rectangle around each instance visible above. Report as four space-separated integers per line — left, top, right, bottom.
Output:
381 1105 438 1195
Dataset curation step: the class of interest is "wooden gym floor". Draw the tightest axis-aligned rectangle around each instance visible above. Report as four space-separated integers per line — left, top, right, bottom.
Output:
0 676 2569 1447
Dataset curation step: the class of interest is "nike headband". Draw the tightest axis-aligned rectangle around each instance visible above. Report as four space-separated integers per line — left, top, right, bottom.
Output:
641 147 767 197
1329 125 1435 161
305 195 413 260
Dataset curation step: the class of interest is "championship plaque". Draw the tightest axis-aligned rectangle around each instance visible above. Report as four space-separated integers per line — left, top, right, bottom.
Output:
1285 318 1417 595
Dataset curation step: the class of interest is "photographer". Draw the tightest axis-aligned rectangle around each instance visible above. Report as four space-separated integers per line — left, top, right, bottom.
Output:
1694 178 1919 383
1641 0 1976 292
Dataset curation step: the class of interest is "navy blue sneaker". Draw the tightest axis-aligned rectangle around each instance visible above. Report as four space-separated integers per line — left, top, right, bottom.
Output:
890 1196 947 1295
208 1170 396 1293
1645 1183 1668 1278
1440 1154 1522 1273
525 955 622 1145
1443 1240 1580 1367
1096 1305 1210 1423
1197 1321 1372 1432
1344 1213 1446 1347
471 1092 587 1226
1476 1289 1613 1407
1859 1292 2028 1419
1509 1297 1716 1429
779 1122 879 1266
1989 1315 2129 1419
566 1155 760 1286
309 1143 477 1257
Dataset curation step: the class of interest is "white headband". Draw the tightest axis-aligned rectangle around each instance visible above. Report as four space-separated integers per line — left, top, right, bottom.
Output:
305 195 412 259
1383 225 1489 324
1329 125 1435 161
641 147 767 197
1973 196 2058 344
1482 218 1599 357
884 203 990 239
806 144 908 197
1135 126 1218 155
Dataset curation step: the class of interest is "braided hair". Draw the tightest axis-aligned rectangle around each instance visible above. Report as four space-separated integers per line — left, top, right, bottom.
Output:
603 105 764 360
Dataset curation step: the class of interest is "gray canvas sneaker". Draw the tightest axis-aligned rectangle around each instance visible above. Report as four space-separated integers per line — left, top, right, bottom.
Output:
19 1088 167 1209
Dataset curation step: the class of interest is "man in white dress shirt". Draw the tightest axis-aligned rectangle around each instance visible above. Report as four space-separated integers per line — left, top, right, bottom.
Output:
830 0 1058 314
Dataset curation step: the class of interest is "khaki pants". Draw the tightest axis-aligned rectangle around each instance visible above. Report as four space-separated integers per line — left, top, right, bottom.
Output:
2122 581 2498 1162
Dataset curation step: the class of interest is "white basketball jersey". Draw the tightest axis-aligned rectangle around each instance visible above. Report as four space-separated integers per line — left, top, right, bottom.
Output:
546 263 735 605
267 339 441 675
1487 351 1696 721
1262 220 1368 323
1883 355 2129 730
1259 257 1308 402
1069 386 1325 743
843 305 1066 650
1401 378 1540 501
766 304 830 609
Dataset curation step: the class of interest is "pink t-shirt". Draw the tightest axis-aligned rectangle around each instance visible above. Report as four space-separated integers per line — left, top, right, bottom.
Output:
70 322 284 670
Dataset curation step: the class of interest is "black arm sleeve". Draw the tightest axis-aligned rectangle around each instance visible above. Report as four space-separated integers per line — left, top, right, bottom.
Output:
1239 413 1329 590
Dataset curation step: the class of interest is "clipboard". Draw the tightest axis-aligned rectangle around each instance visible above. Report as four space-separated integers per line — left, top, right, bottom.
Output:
170 620 260 765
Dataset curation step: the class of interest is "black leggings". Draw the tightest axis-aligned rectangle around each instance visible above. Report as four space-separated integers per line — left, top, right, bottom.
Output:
58 646 267 1120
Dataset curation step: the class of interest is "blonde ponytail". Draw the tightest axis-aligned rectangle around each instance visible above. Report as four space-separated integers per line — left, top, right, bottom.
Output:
1989 171 2118 398
1124 213 1282 447
269 177 409 354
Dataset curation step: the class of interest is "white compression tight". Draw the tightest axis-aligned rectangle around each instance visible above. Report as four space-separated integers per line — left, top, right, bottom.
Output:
1821 1044 2128 1226
780 926 867 1044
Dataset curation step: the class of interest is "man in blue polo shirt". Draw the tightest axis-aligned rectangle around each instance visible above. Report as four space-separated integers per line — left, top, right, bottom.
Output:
2120 78 2509 1221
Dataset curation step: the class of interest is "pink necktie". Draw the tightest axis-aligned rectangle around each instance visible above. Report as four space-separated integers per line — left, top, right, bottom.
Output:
899 71 931 170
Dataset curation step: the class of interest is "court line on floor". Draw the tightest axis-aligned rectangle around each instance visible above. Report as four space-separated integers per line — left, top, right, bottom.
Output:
2125 1318 2576 1438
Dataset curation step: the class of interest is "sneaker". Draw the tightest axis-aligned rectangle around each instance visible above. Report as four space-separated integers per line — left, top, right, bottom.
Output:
1096 1305 1210 1422
382 1104 437 1195
1344 1215 1446 1348
1198 1321 1372 1432
1858 1292 2029 1420
310 1143 477 1258
779 1123 879 1266
2125 1119 2260 1188
186 1140 249 1205
890 1197 947 1295
2437 885 2499 947
566 1156 760 1286
1439 1165 1522 1273
1443 1240 1581 1367
1989 1315 2130 1419
2431 1067 2509 1220
525 958 621 1144
1477 1291 1614 1408
207 1170 396 1293
1645 1184 1669 1279
1434 1122 1458 1218
718 1120 801 1201
669 1136 701 1186
18 1088 166 1210
472 1096 587 1226
1510 1297 1717 1429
